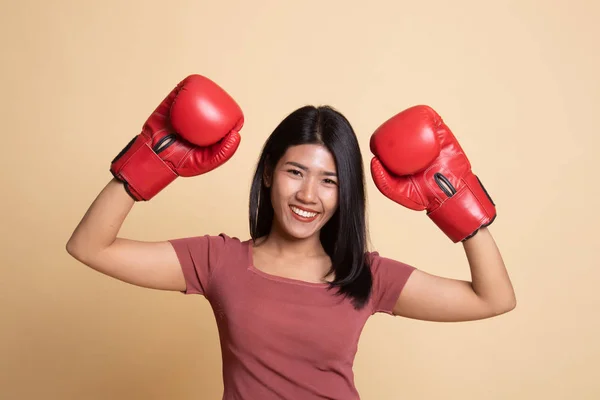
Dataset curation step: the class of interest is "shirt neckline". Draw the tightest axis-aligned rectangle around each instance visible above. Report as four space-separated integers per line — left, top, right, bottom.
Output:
243 240 332 288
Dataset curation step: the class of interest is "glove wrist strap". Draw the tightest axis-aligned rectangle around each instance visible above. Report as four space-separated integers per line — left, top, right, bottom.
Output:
111 141 177 201
428 173 496 242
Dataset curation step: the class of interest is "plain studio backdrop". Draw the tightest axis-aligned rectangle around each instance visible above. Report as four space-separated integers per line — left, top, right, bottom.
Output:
2 0 598 399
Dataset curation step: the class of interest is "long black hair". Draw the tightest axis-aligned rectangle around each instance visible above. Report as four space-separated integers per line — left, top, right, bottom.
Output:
249 105 372 309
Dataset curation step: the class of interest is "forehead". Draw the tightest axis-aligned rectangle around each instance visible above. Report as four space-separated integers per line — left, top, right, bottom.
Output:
279 144 336 170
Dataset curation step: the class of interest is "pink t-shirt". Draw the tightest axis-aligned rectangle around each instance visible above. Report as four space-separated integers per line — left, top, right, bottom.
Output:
169 233 416 400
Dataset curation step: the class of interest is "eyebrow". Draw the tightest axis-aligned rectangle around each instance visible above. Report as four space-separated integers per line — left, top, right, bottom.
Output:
285 161 337 177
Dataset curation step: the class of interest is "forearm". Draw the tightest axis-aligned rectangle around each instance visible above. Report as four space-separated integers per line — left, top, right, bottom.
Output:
66 178 135 257
463 227 516 312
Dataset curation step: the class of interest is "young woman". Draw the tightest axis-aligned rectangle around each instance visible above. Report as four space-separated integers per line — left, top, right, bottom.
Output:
66 74 516 400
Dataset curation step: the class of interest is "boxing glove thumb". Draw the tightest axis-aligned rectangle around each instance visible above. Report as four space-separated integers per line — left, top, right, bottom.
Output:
370 157 426 211
370 106 443 210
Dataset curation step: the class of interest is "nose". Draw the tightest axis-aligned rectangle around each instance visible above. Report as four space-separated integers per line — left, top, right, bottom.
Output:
296 177 318 204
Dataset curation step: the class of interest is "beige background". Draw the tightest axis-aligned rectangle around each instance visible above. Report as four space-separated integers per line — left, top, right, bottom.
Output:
2 0 599 399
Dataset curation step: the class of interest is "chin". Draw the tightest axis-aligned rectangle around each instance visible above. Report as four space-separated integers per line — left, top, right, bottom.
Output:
280 224 320 241
277 215 323 241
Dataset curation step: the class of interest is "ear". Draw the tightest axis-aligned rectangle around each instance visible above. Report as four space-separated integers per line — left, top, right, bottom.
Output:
263 161 272 188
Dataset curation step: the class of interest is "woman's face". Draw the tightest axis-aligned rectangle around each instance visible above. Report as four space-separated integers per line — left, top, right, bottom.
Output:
267 144 339 241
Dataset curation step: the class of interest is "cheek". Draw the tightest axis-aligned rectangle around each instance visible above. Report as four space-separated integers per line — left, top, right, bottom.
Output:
271 177 298 204
321 188 339 212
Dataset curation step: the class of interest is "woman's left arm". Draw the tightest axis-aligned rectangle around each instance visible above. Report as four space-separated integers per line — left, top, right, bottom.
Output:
392 227 517 322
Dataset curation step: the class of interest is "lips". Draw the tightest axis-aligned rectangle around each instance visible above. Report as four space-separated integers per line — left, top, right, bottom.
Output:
289 205 319 222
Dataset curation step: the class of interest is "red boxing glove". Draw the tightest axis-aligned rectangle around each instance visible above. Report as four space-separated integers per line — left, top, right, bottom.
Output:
111 74 244 201
370 105 496 242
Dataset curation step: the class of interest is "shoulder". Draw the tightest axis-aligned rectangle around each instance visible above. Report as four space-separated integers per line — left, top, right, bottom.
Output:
169 232 243 245
365 250 417 314
166 233 250 296
366 251 415 273
168 233 249 259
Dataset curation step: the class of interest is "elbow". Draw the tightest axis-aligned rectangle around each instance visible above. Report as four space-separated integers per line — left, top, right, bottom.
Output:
66 238 110 268
66 240 80 261
507 296 517 312
493 295 517 316
505 288 518 312
65 239 76 257
66 235 78 256
502 299 517 315
65 238 88 263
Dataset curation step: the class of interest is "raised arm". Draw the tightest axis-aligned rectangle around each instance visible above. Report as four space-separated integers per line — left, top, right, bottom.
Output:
392 227 515 322
66 74 243 291
66 178 186 291
369 105 516 322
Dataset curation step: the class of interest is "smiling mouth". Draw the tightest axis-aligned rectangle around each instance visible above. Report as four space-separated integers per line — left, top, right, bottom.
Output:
289 205 319 219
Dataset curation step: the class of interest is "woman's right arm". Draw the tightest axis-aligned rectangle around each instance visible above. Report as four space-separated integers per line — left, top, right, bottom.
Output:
65 178 186 292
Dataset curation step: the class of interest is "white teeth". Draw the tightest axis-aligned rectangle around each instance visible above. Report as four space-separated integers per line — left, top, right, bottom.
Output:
290 206 317 218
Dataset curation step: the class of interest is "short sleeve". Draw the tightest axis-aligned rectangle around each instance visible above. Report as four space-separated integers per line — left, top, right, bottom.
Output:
168 233 229 296
369 252 417 315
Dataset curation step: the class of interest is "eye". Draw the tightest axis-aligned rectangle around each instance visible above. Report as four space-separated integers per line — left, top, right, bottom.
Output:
287 169 302 176
323 178 338 185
